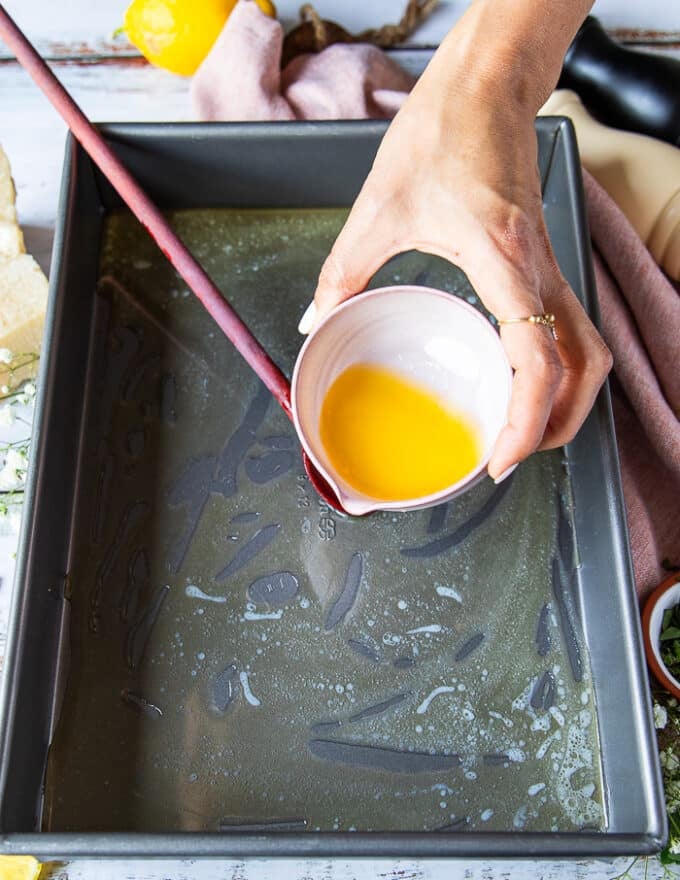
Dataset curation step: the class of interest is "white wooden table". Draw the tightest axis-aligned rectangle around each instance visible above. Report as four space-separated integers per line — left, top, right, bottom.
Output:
0 1 678 877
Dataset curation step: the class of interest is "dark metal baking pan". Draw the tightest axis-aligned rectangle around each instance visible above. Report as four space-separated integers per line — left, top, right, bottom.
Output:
0 120 665 858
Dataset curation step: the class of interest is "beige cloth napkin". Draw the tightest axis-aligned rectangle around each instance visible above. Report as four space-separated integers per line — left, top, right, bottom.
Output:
192 0 680 599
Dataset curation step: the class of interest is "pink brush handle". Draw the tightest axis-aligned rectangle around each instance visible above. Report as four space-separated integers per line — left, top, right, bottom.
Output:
0 4 293 419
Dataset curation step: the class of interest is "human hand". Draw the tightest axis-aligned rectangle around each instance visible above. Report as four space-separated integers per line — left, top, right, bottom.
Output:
298 3 611 481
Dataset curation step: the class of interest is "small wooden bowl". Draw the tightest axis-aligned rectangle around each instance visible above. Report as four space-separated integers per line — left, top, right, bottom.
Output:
642 572 680 699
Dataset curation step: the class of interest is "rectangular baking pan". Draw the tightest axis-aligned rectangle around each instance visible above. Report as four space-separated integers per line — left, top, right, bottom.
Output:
0 120 666 858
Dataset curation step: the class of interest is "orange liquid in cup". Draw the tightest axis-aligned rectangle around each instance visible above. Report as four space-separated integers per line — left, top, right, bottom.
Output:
319 363 481 502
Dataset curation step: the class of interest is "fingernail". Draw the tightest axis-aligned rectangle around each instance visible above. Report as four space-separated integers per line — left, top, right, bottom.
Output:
297 301 317 335
493 463 518 485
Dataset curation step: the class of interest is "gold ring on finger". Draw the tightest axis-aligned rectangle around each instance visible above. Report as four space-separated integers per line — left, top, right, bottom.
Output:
497 313 558 341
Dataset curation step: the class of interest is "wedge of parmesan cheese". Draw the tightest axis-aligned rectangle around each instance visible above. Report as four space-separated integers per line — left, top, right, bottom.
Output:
0 219 24 264
0 255 47 386
0 144 48 390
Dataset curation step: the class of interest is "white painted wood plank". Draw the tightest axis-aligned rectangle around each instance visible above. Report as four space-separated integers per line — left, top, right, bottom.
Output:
591 0 680 34
0 0 678 59
26 856 669 879
0 61 191 268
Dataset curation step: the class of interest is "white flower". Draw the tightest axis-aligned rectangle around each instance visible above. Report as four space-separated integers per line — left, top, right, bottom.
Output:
8 509 21 534
667 779 680 814
671 838 680 855
0 349 13 365
0 468 16 491
0 405 15 427
10 447 27 464
22 382 36 399
661 748 680 775
0 449 27 490
654 703 668 729
0 385 8 395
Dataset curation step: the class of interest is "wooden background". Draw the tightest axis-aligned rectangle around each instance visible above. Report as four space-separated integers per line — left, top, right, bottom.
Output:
0 1 678 877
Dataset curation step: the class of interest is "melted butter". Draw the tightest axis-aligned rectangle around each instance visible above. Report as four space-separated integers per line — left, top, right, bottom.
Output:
319 362 481 501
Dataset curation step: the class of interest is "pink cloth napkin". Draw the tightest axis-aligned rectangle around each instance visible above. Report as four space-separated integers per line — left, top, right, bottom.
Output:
192 0 680 600
191 0 414 120
585 171 680 597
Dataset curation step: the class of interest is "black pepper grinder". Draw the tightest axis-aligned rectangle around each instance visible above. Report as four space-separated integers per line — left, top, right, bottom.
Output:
559 15 680 147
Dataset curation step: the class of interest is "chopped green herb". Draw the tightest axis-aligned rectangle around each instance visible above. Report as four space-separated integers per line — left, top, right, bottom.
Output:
662 627 680 642
660 598 680 680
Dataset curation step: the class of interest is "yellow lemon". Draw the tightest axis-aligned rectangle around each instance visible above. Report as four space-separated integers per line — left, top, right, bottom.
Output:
122 0 277 76
0 856 42 880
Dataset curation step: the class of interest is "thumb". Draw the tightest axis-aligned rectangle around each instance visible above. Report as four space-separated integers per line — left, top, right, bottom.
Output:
298 191 398 334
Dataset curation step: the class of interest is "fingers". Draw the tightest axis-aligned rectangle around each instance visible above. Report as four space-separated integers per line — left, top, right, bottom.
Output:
537 287 612 450
488 321 563 479
471 211 611 476
298 184 401 335
455 237 563 480
488 279 612 478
